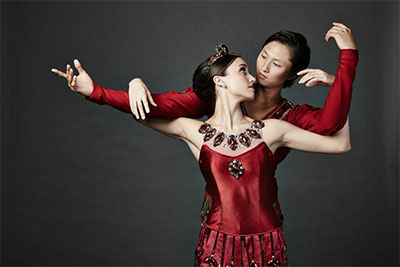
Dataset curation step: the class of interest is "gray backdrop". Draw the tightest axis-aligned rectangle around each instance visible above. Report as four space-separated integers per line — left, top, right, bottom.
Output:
1 1 399 266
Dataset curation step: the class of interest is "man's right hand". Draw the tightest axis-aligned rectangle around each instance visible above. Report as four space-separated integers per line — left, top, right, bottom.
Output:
51 59 94 97
297 68 336 87
128 78 157 120
325 22 357 50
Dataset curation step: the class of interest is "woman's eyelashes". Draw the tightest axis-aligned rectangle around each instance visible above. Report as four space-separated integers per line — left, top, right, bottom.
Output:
240 67 248 74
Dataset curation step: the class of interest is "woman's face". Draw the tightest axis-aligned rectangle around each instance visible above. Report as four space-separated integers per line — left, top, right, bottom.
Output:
222 57 256 101
256 41 295 89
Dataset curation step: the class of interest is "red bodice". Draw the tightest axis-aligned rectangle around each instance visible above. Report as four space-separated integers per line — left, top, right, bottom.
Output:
198 137 282 235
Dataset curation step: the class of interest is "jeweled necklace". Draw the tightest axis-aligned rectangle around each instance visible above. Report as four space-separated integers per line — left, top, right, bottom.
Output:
199 120 265 179
198 120 265 151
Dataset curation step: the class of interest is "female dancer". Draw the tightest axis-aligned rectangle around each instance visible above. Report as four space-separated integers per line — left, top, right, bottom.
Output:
56 22 357 227
53 44 350 266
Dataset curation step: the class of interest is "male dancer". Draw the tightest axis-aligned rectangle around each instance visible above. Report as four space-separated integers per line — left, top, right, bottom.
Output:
52 22 358 222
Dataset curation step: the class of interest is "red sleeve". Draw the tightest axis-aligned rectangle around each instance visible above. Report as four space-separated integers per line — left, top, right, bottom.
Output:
86 81 131 113
290 49 359 135
149 87 213 119
86 81 212 119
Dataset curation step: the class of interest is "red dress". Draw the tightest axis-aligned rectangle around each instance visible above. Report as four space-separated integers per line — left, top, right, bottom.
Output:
85 49 358 265
195 120 287 266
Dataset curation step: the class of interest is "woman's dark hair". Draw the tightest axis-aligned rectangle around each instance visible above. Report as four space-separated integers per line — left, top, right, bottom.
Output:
263 30 310 88
193 44 240 105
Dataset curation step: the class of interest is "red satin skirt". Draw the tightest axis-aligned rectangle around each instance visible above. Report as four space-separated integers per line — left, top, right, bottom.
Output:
194 224 288 267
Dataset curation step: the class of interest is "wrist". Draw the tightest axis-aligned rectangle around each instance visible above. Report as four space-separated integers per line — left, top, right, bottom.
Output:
340 48 358 51
80 85 93 97
340 46 357 50
85 81 101 101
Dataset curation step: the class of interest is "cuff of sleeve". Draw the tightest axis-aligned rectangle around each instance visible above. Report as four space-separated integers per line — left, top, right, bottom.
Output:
339 49 359 64
85 81 103 102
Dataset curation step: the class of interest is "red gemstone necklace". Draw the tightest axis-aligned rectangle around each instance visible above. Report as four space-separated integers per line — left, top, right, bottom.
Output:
198 120 265 179
198 120 265 150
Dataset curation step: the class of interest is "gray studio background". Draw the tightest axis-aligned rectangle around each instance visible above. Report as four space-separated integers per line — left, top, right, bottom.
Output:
1 1 399 266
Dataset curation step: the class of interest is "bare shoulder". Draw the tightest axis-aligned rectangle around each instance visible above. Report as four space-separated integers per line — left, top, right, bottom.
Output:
263 118 294 131
262 118 284 132
262 118 280 127
261 118 290 142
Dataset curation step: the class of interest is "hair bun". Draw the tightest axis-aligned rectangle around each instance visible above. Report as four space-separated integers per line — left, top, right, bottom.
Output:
215 43 229 56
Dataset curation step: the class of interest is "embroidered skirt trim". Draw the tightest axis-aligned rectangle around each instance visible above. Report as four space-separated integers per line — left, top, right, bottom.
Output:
194 224 288 267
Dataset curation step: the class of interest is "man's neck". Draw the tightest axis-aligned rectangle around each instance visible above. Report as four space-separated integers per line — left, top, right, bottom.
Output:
243 84 284 120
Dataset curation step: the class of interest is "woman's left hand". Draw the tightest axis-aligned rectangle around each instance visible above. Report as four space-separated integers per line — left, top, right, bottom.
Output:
128 78 157 120
297 68 335 87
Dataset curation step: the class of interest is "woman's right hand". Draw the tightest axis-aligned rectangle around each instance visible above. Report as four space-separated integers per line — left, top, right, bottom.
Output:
51 59 94 97
128 78 157 120
325 22 356 50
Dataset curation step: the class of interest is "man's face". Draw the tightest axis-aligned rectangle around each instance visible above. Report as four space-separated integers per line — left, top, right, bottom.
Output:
256 41 294 89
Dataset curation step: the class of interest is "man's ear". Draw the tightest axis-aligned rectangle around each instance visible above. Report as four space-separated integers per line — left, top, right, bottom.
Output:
288 72 298 81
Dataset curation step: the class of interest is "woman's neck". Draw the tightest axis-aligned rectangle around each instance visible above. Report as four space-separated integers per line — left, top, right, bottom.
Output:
207 93 252 133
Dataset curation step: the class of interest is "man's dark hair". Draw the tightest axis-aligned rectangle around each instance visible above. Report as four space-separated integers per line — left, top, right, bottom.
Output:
263 30 310 88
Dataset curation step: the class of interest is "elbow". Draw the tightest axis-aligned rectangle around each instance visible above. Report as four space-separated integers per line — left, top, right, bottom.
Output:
347 142 352 152
336 142 351 153
343 143 352 153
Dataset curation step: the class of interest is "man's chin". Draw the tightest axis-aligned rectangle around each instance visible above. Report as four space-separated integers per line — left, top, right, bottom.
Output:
256 80 283 90
255 80 269 88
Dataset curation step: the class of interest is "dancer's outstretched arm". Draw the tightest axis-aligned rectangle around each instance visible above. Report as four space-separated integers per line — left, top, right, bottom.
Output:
51 60 211 119
51 64 204 159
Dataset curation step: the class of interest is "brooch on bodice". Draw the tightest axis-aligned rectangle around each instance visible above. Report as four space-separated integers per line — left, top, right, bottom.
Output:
228 159 244 178
199 120 265 179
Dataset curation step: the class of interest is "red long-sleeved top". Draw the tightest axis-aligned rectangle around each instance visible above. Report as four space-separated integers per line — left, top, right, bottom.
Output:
87 49 358 164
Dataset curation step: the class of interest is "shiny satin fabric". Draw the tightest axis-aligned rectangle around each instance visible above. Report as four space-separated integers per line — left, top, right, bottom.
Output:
198 142 282 235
